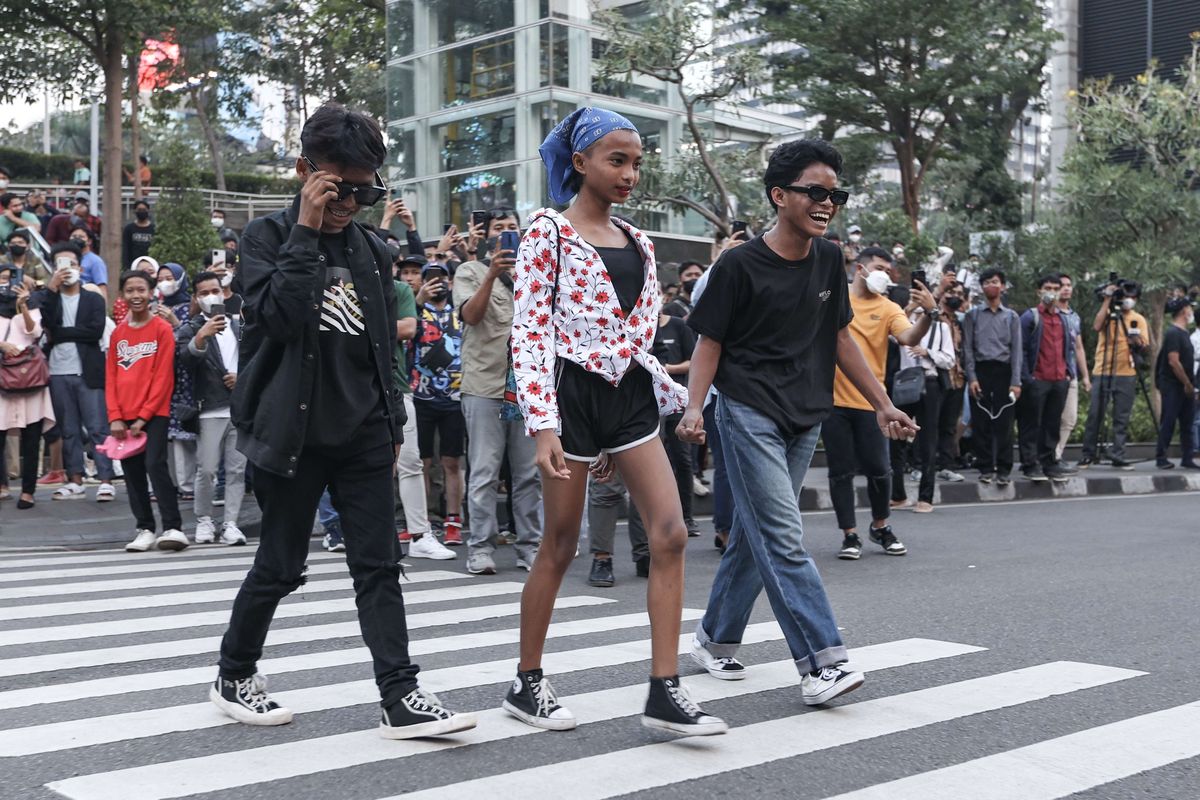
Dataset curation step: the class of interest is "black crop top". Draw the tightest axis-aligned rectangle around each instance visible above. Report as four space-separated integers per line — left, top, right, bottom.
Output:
593 230 644 315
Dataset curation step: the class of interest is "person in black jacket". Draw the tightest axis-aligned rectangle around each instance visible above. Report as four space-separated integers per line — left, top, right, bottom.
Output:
212 103 475 739
38 242 116 502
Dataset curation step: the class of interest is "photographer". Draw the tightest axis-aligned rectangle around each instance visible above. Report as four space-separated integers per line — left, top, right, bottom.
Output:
1078 280 1147 469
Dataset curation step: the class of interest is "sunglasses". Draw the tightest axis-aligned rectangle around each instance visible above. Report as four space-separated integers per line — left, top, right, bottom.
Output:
302 157 388 207
777 184 850 205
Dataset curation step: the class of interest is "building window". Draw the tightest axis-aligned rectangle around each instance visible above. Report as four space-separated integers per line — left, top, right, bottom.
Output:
433 110 517 173
539 23 571 88
440 36 517 107
429 0 515 48
389 126 417 180
446 166 517 227
387 0 415 60
387 63 416 120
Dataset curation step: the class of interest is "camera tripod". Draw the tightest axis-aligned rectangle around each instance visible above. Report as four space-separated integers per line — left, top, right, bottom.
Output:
1091 309 1158 463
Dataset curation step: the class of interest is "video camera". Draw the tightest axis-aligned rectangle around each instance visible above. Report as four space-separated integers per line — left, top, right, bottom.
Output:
1094 272 1140 306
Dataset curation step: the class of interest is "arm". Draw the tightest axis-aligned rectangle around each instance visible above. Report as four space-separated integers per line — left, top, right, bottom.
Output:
1167 351 1193 391
926 322 956 370
239 222 325 343
397 318 417 341
405 228 423 257
837 328 921 439
962 311 978 383
676 336 721 443
455 262 495 327
51 295 106 344
178 317 207 367
1093 295 1112 332
1074 333 1091 388
510 217 562 436
105 343 120 423
394 279 418 341
138 323 176 422
894 282 935 346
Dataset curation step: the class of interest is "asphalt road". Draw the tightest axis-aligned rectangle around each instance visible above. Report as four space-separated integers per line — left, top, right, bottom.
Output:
1 491 1197 799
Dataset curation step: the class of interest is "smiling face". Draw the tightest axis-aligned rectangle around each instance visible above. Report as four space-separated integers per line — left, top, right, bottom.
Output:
573 130 643 205
297 157 376 234
771 162 840 239
122 273 154 313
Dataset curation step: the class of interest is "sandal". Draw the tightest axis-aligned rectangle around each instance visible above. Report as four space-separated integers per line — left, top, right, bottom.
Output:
0 486 10 502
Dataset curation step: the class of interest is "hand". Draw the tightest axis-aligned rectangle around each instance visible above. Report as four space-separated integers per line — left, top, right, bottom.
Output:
676 407 706 444
130 418 147 436
223 373 237 390
437 225 459 255
535 429 572 480
48 267 70 292
415 279 445 305
110 420 128 440
395 200 415 231
1009 385 1022 401
589 452 615 483
298 165 341 230
488 245 516 279
467 222 486 256
721 230 748 255
1083 377 1092 393
911 280 936 311
908 345 929 358
969 380 982 399
380 199 398 227
877 404 919 441
13 284 29 311
199 315 227 341
0 341 20 357
154 305 179 327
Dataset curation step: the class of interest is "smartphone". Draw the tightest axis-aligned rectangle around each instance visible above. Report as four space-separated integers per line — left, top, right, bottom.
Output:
911 269 927 289
471 209 488 232
731 220 749 236
211 248 226 270
500 230 521 255
9 267 23 291
210 302 225 318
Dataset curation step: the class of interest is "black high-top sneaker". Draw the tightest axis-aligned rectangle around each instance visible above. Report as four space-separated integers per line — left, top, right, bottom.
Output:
642 676 728 736
502 668 577 730
379 688 477 740
209 673 293 726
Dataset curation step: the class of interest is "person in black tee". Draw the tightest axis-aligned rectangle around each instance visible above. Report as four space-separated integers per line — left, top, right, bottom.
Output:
679 139 918 706
1155 297 1198 468
122 199 156 268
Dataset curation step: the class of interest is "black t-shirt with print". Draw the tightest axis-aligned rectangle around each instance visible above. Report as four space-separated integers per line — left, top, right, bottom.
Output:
306 231 385 449
652 315 695 386
688 234 852 435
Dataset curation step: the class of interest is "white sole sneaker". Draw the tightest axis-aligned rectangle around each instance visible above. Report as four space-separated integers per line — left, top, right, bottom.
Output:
501 699 578 731
802 670 865 706
641 714 729 736
379 712 477 740
208 685 294 726
689 640 747 681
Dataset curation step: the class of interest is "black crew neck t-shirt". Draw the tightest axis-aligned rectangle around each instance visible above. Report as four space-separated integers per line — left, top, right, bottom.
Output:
652 315 695 386
306 231 385 449
1156 325 1195 389
593 230 643 315
688 235 852 435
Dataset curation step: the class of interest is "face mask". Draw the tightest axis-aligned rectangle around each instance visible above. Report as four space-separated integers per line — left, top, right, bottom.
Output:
681 279 698 294
135 209 150 221
220 271 234 288
211 217 224 228
1041 291 1059 306
0 179 8 190
158 279 176 296
865 270 891 295
1121 298 1135 311
71 238 88 250
849 233 862 243
198 295 222 315
944 296 964 311
892 247 904 257
8 245 25 257
63 269 81 286
983 285 1002 299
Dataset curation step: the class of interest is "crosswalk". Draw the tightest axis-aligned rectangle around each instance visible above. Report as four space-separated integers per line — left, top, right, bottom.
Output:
0 543 1193 800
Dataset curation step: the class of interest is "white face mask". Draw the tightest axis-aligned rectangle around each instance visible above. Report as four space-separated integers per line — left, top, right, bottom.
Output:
211 217 224 228
0 179 8 190
892 246 904 257
198 294 222 315
849 233 862 243
1121 298 1136 311
219 271 234 288
865 270 892 295
1041 290 1059 306
157 279 176 296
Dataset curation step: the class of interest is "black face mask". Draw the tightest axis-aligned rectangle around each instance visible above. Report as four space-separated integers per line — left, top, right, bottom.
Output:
431 288 449 302
7 245 26 257
681 278 698 294
135 209 150 221
944 296 964 311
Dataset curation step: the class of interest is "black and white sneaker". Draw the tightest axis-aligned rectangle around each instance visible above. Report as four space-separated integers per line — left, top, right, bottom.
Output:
502 668 577 730
801 665 865 705
380 688 477 739
868 525 907 555
689 636 746 680
209 673 294 726
642 676 728 736
838 533 863 560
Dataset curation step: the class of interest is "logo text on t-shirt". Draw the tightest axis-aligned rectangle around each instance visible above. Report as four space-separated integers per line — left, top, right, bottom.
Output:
819 290 832 302
115 339 158 371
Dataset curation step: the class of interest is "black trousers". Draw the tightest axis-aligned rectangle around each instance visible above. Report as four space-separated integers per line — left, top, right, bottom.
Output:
1156 383 1195 462
1 421 42 496
1018 378 1070 469
824 406 891 531
121 416 182 531
937 385 965 470
218 432 420 706
971 360 1017 476
661 412 693 523
895 377 944 503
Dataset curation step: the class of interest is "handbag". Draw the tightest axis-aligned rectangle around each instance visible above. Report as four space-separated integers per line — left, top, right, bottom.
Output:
500 214 563 422
891 366 927 407
96 432 148 460
0 345 50 392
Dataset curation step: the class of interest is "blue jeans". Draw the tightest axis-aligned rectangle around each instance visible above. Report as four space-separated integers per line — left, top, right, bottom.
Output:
318 489 341 536
49 374 114 481
704 400 733 533
697 395 848 675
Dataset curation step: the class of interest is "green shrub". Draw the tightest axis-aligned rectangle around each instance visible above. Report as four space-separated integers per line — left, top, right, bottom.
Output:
0 146 88 181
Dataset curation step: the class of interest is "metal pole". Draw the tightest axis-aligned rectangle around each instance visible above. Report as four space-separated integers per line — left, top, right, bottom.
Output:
89 97 99 211
42 90 51 154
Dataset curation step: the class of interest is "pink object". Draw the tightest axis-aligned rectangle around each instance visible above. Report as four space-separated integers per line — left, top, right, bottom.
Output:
97 432 147 460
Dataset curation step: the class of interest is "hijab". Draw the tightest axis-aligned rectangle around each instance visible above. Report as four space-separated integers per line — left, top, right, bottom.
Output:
160 262 191 308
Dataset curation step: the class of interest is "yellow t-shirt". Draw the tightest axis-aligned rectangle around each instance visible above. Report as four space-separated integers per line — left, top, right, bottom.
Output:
833 292 911 410
1093 310 1148 377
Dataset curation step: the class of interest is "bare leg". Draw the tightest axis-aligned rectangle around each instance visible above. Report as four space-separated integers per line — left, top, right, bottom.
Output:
441 455 463 516
517 460 589 671
614 438 688 678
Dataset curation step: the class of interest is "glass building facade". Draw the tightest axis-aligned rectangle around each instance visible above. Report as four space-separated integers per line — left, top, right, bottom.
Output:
384 0 808 247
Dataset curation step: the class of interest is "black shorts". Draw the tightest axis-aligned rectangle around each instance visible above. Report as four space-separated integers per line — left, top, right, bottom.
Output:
414 400 465 459
556 360 660 462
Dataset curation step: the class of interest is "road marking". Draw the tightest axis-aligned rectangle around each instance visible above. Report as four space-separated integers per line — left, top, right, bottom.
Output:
0 582 541 711
0 544 275 565
0 622 786 756
0 551 343 583
390 661 1145 800
0 596 615 676
819 699 1200 800
0 569 466 622
43 638 985 800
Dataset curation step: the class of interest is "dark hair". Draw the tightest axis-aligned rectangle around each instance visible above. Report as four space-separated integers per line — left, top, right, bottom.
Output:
5 229 29 243
119 270 154 291
1166 297 1193 316
300 102 386 171
220 235 237 245
825 232 841 241
856 246 893 265
1057 271 1073 283
678 261 704 278
50 241 82 260
1036 273 1061 289
763 139 843 210
980 268 1007 285
0 193 15 208
213 208 225 216
133 199 151 211
139 155 148 165
0 165 10 177
192 270 221 290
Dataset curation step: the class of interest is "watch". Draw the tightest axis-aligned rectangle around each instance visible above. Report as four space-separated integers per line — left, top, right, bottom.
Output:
926 307 941 318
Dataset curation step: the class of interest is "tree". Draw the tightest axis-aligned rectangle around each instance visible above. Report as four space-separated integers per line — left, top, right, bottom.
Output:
592 0 767 236
733 0 1056 234
147 139 221 272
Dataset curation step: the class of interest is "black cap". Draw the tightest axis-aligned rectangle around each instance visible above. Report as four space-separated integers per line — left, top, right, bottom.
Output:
1165 296 1193 315
397 253 426 268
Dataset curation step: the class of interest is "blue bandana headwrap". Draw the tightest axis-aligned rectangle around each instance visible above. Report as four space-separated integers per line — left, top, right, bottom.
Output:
539 107 639 205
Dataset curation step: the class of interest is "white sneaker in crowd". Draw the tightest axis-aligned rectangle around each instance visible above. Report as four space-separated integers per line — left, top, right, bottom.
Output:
936 469 965 482
408 534 456 560
220 523 247 546
691 476 710 497
125 528 157 552
194 516 217 544
156 529 190 551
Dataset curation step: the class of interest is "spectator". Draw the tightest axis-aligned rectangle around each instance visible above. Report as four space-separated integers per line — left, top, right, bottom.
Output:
122 199 155 268
651 307 698 533
3 230 51 286
45 193 101 243
0 165 9 191
73 160 91 186
934 282 968 481
963 268 1022 485
25 190 59 229
210 209 239 244
1154 297 1197 469
1017 274 1078 482
113 256 159 325
410 261 464 559
662 260 704 318
586 471 650 586
1055 273 1091 461
454 210 542 574
0 268 55 509
1078 281 1147 469
155 262 197 502
108 270 185 551
38 243 116 503
124 155 152 195
68 227 108 298
379 197 424 257
178 271 247 545
0 192 41 241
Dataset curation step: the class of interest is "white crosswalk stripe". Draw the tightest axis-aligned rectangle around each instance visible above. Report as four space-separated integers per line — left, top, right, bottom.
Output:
0 545 1188 800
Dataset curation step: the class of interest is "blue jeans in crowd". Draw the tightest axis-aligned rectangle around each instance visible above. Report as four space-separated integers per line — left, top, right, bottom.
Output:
703 399 733 534
318 489 341 537
49 375 114 481
696 395 848 675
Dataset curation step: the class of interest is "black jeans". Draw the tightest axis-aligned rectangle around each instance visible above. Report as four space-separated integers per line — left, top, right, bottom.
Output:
661 412 693 523
1156 383 1195 462
824 406 891 531
218 432 420 707
1018 378 1070 469
0 422 42 496
898 377 944 503
937 385 965 470
121 416 182 531
971 360 1016 476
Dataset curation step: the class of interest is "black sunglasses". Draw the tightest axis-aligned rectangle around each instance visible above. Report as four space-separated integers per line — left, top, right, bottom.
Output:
777 184 850 205
302 156 388 207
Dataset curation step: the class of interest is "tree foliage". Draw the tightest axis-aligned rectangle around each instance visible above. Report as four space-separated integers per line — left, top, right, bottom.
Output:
147 139 221 272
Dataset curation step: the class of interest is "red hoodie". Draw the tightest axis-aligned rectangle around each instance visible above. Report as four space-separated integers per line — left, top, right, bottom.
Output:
105 315 175 423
